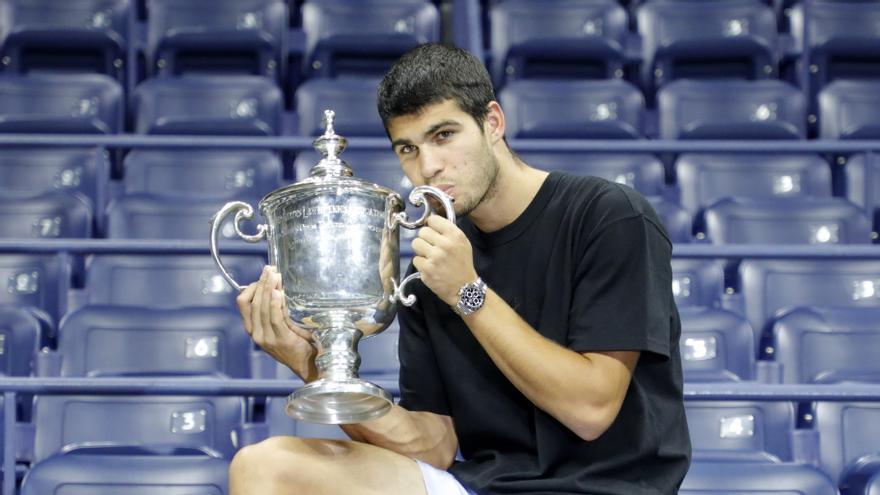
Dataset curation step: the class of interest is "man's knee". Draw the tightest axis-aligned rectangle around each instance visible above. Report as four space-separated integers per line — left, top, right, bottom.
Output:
230 436 344 488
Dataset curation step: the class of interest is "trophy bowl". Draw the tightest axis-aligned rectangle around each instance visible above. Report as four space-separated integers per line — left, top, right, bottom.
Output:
209 110 453 424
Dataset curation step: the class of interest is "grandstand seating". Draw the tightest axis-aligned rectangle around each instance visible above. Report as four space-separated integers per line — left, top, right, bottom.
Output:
772 306 880 385
0 254 71 337
488 0 628 87
0 193 93 239
301 0 440 78
681 460 837 494
517 152 666 197
500 79 645 139
845 153 880 237
0 306 40 378
647 196 691 243
679 307 755 382
294 78 384 137
671 259 726 309
813 401 880 485
819 80 880 140
685 400 796 462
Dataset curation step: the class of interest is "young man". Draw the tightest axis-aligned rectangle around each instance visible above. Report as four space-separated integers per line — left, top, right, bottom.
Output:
230 43 691 494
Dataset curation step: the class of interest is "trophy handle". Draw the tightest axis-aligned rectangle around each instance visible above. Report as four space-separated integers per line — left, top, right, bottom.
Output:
389 186 456 306
210 201 268 292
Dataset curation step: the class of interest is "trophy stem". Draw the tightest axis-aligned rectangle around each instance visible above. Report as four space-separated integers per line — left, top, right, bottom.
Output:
286 324 393 424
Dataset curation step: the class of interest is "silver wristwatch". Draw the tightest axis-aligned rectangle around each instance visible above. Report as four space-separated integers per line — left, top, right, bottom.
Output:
454 277 487 316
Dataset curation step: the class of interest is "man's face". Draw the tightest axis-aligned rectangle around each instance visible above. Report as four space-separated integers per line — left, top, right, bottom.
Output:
386 99 499 217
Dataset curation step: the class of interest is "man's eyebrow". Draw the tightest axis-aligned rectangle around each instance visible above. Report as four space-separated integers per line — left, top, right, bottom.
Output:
390 119 462 150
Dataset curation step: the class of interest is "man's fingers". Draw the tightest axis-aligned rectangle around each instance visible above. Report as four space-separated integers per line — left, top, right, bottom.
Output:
259 270 277 344
236 282 258 335
268 288 287 342
426 214 455 233
417 226 445 246
250 270 267 344
411 237 439 258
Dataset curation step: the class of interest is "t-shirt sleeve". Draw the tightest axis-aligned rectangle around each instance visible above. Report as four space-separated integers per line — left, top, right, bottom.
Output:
567 214 673 358
396 279 452 416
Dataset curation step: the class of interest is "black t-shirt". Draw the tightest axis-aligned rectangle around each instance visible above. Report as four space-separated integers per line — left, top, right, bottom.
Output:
397 172 691 495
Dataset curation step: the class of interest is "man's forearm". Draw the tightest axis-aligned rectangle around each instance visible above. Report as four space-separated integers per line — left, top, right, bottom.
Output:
340 404 457 469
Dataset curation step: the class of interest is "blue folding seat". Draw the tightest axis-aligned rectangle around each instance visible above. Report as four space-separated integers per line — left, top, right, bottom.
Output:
658 79 806 140
772 306 880 385
637 0 778 94
360 322 400 378
132 75 283 135
0 192 93 239
789 1 880 93
813 401 880 485
0 147 109 219
702 197 872 245
517 153 666 197
681 460 837 494
839 456 880 495
0 254 70 334
21 449 229 495
679 307 755 382
295 78 384 137
84 254 264 308
844 153 880 238
500 79 645 139
0 0 129 78
488 0 628 87
104 193 262 241
647 196 691 243
671 259 726 309
676 153 832 219
0 305 40 377
819 80 880 140
0 73 122 133
739 260 880 350
123 149 281 200
55 306 251 378
265 395 350 440
685 401 796 462
32 394 243 461
302 0 440 78
146 0 286 78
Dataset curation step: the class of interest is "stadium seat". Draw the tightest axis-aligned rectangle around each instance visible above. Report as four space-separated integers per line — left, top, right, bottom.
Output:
359 323 400 378
813 401 880 485
0 254 71 335
839 454 880 495
0 305 40 377
132 75 283 135
516 152 666 197
83 254 264 308
0 0 129 78
739 260 880 348
0 192 93 239
819 80 880 140
302 0 440 78
21 448 229 495
789 0 880 92
671 259 726 309
294 78 384 137
265 396 350 441
123 149 281 199
104 193 262 241
675 153 832 218
488 0 628 87
658 79 806 140
32 395 244 461
0 73 122 133
772 306 880 384
637 0 778 94
702 197 872 245
0 147 109 217
844 153 880 238
679 307 756 382
146 0 286 78
500 79 645 139
55 306 251 378
647 196 691 243
681 460 837 494
685 401 796 463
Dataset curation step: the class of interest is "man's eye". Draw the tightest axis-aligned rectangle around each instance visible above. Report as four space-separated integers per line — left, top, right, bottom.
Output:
437 130 453 140
399 145 415 155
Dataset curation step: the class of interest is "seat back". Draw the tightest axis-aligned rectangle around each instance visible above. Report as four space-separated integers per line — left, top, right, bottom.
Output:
685 400 795 462
658 79 805 140
647 196 691 243
0 73 122 133
681 460 837 494
671 259 726 309
518 152 666 197
500 79 644 139
295 78 384 136
132 75 282 135
302 0 439 78
0 192 93 239
489 0 627 87
679 307 755 382
57 306 251 378
0 254 70 333
773 306 880 384
814 401 880 484
844 153 880 236
819 80 880 140
0 305 40 377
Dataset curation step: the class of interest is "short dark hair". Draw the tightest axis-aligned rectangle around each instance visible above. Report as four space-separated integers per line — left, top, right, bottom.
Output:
378 43 496 129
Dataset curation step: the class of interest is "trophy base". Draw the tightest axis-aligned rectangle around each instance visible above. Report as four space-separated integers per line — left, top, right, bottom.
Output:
285 378 393 425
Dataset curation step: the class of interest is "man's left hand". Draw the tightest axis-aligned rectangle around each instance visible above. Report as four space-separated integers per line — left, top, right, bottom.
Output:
411 215 478 307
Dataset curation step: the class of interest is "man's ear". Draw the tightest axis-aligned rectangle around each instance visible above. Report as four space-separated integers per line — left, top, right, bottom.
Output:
484 101 506 145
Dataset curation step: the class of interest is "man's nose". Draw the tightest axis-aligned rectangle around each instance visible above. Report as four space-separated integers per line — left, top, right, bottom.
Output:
417 147 444 181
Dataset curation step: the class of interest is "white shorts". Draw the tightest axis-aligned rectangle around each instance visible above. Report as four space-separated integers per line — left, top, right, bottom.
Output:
415 460 477 495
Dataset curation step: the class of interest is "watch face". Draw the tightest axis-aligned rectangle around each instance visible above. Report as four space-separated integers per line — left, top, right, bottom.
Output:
460 284 483 309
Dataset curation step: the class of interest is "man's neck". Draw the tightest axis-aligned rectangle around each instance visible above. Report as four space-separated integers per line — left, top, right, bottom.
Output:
467 151 549 233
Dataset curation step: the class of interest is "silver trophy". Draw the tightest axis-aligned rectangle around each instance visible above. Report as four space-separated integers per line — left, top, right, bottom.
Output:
209 110 454 424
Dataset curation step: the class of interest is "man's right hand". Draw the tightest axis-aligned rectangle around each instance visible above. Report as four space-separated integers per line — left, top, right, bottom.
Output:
236 265 319 383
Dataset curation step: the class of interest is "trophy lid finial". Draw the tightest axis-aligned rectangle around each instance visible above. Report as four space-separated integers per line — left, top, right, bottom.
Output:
310 108 352 177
